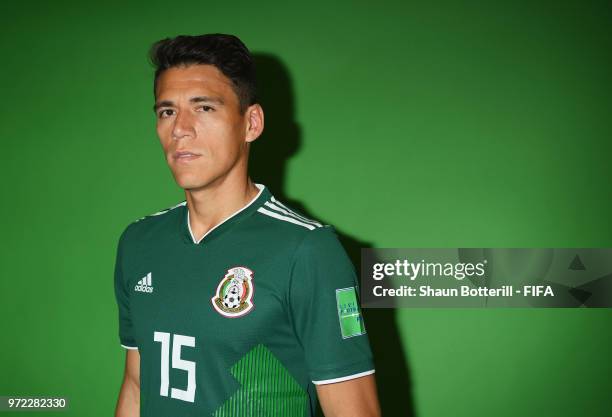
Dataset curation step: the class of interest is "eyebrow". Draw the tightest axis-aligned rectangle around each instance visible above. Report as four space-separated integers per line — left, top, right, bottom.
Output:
153 96 225 112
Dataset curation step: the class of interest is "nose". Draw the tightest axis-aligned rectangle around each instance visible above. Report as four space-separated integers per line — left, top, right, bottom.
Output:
171 110 195 140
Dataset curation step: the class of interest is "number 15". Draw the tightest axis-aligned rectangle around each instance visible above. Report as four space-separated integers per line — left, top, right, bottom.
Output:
153 331 196 403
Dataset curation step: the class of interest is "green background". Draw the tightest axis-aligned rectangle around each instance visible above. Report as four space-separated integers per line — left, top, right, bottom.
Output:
1 0 611 416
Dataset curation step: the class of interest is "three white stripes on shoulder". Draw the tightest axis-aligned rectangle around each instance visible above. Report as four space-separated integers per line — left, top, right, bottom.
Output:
257 198 323 230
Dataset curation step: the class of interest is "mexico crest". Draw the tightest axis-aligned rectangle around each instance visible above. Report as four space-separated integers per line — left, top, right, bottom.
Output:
211 266 255 318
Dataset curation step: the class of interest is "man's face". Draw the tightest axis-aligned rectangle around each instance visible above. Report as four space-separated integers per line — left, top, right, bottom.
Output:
154 64 251 190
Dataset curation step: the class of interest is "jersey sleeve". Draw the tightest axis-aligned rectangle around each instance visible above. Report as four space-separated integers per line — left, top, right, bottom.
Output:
113 226 138 350
288 226 375 385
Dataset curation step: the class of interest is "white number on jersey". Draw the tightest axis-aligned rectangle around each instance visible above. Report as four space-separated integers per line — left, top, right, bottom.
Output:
153 331 196 403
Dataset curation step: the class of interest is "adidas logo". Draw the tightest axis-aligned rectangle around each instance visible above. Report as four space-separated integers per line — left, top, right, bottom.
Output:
134 272 154 293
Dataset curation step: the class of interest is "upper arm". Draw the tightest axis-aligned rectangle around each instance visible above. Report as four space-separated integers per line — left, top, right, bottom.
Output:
114 228 140 417
115 228 140 387
316 374 381 417
289 227 375 383
124 349 140 388
114 227 138 349
115 349 140 417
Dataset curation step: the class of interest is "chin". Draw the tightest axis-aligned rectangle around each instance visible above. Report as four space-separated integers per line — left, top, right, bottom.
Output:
176 178 206 190
173 173 214 191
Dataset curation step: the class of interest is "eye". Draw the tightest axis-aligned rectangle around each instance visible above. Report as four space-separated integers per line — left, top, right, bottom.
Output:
158 109 174 119
198 105 215 112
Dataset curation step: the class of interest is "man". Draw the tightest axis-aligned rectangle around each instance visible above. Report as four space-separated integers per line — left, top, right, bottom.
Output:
114 33 380 417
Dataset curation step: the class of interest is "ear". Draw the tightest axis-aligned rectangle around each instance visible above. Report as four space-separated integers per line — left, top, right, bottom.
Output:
244 103 264 143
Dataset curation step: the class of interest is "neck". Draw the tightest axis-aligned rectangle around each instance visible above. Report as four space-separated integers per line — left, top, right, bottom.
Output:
184 176 260 243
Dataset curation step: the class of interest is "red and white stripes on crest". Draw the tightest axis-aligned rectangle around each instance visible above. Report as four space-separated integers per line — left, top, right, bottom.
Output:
257 197 323 230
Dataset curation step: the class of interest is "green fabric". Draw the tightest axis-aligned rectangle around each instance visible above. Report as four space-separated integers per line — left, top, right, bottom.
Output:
113 184 374 416
213 344 307 417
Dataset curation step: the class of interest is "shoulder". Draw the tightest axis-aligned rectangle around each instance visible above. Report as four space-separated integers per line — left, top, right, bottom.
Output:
254 195 328 235
259 194 347 250
253 194 344 247
251 194 347 257
118 200 186 245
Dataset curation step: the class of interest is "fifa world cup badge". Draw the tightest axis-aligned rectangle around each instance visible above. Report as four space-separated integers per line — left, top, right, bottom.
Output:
211 266 255 318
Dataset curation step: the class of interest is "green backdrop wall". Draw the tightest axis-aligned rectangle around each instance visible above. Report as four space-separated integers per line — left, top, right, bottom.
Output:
1 0 611 416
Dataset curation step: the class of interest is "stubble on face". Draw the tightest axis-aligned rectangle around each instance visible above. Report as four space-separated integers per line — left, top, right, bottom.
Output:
154 64 248 191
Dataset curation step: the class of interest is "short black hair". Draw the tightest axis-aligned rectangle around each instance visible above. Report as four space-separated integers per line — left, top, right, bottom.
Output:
149 34 257 114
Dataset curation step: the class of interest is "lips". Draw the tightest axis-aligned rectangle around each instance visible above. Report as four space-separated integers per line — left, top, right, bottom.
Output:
173 150 201 161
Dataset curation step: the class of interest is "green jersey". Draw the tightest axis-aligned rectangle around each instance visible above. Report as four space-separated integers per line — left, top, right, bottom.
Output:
113 184 374 417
